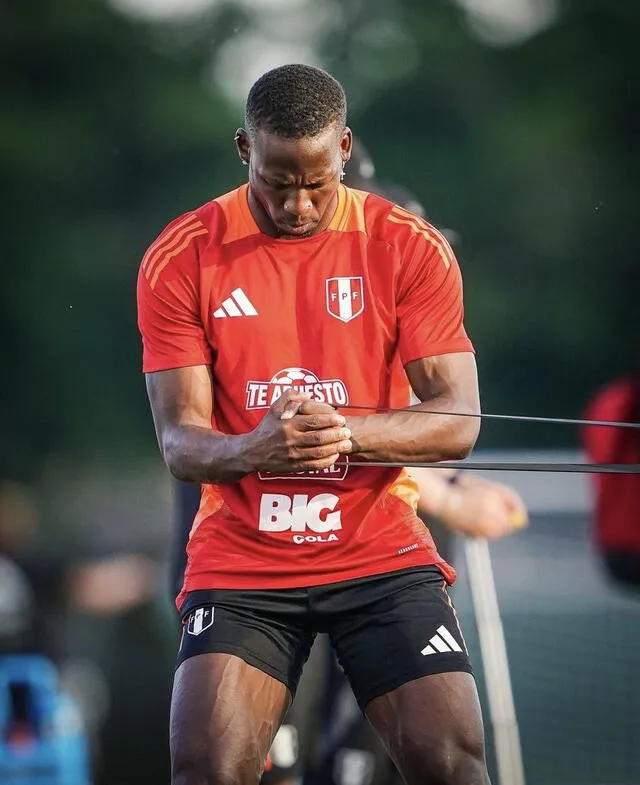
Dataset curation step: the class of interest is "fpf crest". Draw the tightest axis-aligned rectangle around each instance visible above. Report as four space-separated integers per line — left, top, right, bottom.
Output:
326 277 364 323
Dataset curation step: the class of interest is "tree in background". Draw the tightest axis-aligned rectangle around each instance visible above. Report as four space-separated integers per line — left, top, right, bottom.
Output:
2 0 638 481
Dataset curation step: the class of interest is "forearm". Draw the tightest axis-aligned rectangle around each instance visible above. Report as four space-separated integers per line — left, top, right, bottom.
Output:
161 423 251 484
411 467 458 518
345 396 480 464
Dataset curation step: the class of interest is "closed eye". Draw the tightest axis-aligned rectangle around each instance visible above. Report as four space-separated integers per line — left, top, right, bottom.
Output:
261 176 287 189
260 176 326 191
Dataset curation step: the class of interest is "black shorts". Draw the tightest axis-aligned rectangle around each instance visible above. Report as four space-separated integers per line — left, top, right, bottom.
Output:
178 566 472 709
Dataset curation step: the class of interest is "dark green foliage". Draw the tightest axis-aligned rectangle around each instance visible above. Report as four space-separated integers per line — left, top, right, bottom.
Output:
2 0 638 478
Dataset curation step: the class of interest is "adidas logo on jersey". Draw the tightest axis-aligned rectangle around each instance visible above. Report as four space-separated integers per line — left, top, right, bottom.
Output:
213 288 258 318
421 625 463 656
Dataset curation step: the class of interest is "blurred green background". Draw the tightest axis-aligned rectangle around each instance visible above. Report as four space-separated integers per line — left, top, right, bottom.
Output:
3 0 638 485
2 3 639 785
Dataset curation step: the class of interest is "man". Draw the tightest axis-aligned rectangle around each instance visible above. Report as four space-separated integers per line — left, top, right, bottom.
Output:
138 64 487 785
169 159 526 785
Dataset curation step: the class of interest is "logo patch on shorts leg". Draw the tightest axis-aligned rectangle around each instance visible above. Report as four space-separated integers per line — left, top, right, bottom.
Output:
421 625 463 655
186 606 214 636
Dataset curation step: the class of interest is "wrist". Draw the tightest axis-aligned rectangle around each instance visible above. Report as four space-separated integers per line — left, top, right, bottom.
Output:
343 415 366 455
229 432 257 474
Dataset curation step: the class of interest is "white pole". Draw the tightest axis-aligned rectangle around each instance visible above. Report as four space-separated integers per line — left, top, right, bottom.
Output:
464 537 526 785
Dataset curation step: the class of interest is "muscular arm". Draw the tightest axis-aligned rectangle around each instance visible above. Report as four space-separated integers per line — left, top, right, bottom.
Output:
146 365 250 484
146 366 352 484
345 352 480 463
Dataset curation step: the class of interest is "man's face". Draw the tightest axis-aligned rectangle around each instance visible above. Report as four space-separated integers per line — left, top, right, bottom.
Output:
239 124 351 239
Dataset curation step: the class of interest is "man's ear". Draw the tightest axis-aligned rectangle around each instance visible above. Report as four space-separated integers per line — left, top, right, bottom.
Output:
340 126 353 166
234 128 251 165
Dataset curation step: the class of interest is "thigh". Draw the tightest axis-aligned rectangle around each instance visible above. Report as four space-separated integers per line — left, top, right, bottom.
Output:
365 672 488 785
329 569 472 710
173 589 315 785
327 570 488 784
171 652 289 785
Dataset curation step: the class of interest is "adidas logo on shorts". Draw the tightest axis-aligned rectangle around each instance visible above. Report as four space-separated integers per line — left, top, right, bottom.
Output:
421 625 462 656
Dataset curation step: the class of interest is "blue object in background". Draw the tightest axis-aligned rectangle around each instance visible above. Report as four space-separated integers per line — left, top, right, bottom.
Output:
0 655 91 785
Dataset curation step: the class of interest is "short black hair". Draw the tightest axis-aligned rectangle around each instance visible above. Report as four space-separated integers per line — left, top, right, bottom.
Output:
245 64 347 139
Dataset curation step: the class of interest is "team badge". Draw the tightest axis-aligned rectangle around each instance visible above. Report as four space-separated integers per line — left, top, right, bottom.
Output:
326 277 364 323
186 606 214 636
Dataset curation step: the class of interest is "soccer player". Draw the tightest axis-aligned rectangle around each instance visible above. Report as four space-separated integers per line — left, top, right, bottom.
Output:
138 64 488 785
169 162 527 785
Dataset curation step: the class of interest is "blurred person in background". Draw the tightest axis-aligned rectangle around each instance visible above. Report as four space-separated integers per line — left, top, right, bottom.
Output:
0 479 167 785
582 367 640 589
0 480 158 653
139 63 489 785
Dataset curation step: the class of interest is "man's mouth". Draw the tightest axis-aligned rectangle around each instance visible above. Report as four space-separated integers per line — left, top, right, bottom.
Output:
277 220 316 237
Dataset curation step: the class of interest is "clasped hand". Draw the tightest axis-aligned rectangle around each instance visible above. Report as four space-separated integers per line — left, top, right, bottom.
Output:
242 390 352 474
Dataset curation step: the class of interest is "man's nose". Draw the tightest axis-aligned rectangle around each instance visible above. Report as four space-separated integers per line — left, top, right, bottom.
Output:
283 190 312 218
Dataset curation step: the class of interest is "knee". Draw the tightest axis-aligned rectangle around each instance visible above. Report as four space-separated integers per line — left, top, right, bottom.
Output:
171 737 262 785
398 732 488 785
435 736 488 785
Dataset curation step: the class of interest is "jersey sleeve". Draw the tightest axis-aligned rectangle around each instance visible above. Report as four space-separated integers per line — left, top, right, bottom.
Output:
137 213 211 373
394 218 474 365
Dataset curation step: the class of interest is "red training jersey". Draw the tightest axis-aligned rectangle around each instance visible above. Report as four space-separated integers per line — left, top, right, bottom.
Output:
582 378 640 551
137 184 474 603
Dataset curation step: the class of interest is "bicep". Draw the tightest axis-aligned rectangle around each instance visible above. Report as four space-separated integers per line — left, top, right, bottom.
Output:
145 365 214 438
405 352 480 411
